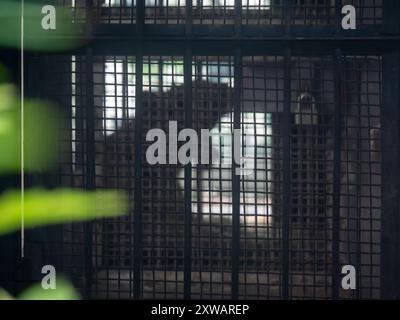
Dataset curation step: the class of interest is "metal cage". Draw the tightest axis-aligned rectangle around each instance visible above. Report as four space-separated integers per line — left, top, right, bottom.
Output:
18 0 400 300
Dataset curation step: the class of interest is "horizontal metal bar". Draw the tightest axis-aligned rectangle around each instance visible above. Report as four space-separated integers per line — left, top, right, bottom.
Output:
63 38 400 57
33 24 395 44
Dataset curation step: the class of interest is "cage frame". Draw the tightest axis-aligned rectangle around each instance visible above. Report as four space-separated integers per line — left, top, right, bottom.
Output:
18 0 400 300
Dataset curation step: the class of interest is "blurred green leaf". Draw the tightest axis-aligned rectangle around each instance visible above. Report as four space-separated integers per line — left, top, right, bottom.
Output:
0 288 14 300
18 278 79 300
0 188 128 235
0 84 63 173
0 64 10 84
0 1 84 51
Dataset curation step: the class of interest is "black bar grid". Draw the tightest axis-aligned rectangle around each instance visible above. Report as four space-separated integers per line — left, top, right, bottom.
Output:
31 52 386 300
22 0 395 300
57 0 383 26
238 56 284 299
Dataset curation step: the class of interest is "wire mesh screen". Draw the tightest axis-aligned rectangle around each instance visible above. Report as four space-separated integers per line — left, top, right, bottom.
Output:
190 56 234 298
340 56 382 299
288 56 334 299
291 1 383 25
57 0 383 25
23 0 388 301
27 48 383 299
140 56 185 298
238 56 284 299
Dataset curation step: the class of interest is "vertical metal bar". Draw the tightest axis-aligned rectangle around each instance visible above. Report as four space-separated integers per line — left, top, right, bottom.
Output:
137 0 145 35
335 0 341 34
86 0 94 36
332 48 343 300
381 51 400 299
383 0 400 35
234 0 241 36
231 48 242 300
281 21 293 307
231 0 242 300
185 0 192 36
381 0 400 301
123 56 135 298
82 0 95 301
84 47 95 300
283 0 292 35
133 51 143 300
281 47 291 300
183 47 193 300
133 0 145 300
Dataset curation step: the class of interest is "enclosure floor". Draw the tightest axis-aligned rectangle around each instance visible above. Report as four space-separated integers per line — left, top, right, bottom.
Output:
91 269 334 299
